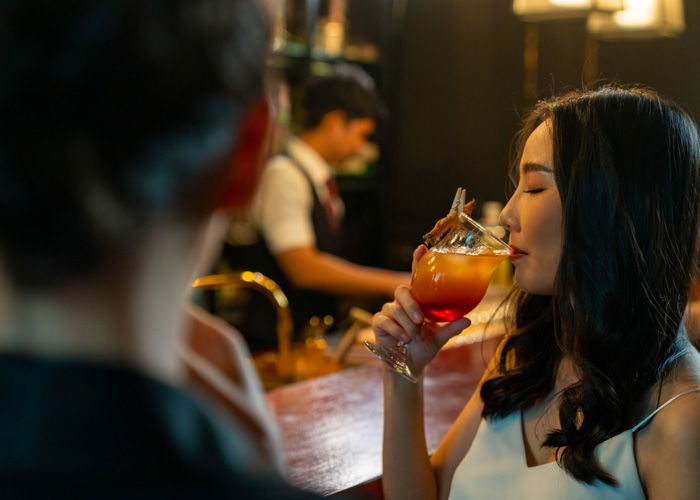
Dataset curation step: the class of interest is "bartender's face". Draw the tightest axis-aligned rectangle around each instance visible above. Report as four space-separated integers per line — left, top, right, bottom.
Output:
326 112 375 163
500 120 563 295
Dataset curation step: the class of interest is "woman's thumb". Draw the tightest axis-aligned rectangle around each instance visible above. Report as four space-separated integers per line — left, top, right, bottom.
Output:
434 318 471 346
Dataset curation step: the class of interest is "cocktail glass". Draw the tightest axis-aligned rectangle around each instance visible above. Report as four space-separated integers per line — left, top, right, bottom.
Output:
364 189 511 382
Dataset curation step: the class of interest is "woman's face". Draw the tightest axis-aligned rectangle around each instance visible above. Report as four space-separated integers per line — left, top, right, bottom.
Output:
500 120 563 295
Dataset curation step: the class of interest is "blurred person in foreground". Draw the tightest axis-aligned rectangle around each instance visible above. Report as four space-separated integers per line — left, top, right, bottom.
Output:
228 65 409 350
0 1 325 498
374 86 700 499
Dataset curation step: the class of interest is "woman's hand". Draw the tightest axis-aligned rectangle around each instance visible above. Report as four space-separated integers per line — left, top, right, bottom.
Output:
371 245 470 377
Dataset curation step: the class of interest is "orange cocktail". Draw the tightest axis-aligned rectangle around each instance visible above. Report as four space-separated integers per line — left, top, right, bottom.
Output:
411 250 506 322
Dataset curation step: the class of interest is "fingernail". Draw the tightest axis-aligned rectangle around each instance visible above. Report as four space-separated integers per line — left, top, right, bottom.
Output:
411 309 422 322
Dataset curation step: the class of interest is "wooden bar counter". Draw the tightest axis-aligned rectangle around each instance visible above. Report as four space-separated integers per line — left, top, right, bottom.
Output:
266 334 502 497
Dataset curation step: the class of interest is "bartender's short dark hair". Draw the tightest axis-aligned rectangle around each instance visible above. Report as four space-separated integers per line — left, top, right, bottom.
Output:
301 63 385 130
0 0 268 289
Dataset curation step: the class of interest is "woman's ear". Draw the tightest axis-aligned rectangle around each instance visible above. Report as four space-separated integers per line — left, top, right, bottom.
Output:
217 98 271 211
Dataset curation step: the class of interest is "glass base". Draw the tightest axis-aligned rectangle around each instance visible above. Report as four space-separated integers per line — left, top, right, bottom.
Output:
363 340 417 383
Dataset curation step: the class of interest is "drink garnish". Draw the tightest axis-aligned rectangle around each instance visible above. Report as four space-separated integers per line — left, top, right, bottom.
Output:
422 187 475 248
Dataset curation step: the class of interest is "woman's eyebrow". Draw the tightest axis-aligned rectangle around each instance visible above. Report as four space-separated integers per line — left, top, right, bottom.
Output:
522 162 554 174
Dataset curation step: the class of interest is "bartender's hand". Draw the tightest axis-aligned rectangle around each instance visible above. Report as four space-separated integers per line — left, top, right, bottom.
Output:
371 245 470 377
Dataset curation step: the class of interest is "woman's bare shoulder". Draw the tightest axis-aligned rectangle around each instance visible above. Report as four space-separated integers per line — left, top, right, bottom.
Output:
642 349 700 440
635 350 700 499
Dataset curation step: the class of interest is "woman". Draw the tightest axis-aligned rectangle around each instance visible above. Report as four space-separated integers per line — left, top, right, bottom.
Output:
373 86 700 499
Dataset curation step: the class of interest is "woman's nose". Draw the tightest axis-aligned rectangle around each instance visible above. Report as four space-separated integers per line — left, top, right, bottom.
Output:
499 197 517 232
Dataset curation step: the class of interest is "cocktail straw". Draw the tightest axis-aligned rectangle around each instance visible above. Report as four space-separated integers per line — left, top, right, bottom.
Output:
449 187 465 216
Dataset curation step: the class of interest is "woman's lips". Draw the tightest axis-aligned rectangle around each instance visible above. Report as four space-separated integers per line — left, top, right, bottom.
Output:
509 245 528 261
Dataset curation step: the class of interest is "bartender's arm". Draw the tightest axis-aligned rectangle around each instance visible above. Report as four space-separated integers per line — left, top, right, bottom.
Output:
276 246 409 297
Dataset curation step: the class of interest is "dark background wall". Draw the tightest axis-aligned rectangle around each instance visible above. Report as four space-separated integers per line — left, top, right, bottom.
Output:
381 0 700 268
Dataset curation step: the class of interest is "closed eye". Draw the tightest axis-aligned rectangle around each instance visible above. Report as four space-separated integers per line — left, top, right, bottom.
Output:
524 188 544 194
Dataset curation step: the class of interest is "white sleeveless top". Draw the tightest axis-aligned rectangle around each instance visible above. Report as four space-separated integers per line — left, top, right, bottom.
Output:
448 388 700 500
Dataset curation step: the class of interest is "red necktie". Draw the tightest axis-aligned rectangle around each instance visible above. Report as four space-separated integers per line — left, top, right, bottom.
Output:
324 177 341 230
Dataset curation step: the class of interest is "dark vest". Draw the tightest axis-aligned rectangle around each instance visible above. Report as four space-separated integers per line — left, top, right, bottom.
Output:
221 154 343 352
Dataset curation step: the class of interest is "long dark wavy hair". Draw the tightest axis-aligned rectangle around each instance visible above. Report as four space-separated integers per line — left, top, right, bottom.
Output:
480 86 700 485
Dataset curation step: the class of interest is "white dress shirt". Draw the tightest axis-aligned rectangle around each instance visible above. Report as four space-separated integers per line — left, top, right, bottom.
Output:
250 137 344 254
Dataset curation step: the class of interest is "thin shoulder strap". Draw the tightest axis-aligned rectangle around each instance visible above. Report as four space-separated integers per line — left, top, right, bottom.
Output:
631 388 700 432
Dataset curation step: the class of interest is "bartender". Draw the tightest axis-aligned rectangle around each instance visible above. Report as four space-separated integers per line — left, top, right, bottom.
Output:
229 64 409 350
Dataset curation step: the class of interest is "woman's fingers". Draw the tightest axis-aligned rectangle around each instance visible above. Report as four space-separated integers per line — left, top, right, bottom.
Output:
384 302 420 342
411 245 428 274
373 310 409 344
395 285 423 324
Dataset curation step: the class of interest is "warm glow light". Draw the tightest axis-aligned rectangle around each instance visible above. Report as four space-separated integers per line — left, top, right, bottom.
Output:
513 0 624 22
549 0 591 6
613 0 655 26
588 0 684 39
